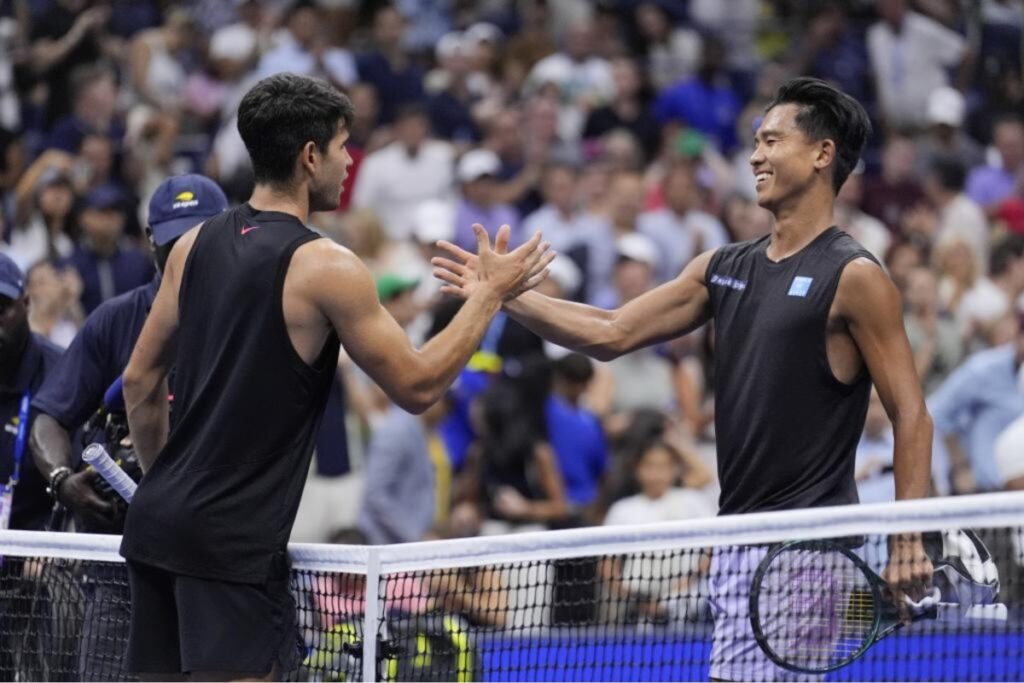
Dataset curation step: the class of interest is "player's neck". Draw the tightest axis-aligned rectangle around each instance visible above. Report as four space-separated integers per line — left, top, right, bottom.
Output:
766 194 835 262
249 183 311 224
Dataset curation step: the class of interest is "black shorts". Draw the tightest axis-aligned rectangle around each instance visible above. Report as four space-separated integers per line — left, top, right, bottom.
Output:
125 556 298 676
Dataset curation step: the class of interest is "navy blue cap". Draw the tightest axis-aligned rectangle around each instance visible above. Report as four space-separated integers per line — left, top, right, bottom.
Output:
0 252 25 301
147 174 229 246
82 184 125 211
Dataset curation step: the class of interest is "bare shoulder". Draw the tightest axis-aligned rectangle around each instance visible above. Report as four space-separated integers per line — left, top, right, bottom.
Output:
835 256 899 318
290 237 377 306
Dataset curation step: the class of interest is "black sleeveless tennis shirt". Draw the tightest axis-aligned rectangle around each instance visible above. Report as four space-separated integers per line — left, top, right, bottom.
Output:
121 203 340 583
706 227 877 515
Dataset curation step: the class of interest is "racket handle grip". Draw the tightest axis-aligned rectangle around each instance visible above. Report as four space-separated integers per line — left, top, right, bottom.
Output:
82 443 137 503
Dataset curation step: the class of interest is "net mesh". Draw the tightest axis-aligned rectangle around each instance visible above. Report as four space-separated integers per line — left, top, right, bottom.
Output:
1 495 1023 681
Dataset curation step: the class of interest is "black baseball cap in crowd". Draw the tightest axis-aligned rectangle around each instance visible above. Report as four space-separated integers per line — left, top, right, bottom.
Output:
147 174 229 246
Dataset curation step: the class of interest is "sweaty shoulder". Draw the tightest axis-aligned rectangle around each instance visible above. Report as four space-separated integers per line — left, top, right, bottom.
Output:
834 255 896 320
289 237 377 308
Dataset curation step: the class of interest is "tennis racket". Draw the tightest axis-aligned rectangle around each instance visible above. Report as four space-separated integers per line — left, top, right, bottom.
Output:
748 539 1007 674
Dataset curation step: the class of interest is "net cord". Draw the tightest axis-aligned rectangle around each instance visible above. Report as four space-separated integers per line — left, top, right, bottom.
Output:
1 491 1022 573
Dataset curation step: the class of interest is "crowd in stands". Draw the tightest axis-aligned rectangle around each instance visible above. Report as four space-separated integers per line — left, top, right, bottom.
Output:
3 0 1024 554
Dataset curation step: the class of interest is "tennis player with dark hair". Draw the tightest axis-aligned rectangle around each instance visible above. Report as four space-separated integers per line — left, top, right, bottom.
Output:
434 77 934 680
119 73 551 680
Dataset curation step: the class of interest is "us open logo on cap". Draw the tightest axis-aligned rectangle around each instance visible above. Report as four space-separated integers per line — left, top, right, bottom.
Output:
172 190 199 210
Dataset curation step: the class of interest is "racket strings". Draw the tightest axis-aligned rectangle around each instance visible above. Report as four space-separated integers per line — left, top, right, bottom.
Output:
757 548 877 670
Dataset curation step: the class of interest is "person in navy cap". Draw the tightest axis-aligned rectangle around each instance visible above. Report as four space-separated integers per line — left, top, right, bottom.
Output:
61 183 155 314
0 253 64 533
29 173 228 681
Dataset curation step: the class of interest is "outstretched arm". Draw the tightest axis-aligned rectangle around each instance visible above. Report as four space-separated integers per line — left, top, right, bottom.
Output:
433 248 716 361
313 225 552 414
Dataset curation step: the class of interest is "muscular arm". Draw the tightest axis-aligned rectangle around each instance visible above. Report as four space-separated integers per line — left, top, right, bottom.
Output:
500 251 716 361
123 231 194 470
309 229 547 414
836 259 933 501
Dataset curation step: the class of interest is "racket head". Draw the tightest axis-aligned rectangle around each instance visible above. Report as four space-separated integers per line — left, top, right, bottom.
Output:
749 539 885 674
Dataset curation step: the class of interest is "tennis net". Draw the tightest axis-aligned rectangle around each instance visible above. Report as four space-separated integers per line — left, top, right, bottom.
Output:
1 492 1023 681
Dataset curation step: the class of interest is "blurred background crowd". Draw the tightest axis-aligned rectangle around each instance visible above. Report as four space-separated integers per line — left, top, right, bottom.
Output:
3 0 1024 548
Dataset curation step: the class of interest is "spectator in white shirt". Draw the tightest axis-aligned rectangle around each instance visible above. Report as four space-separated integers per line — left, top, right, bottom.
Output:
925 157 990 277
638 162 729 283
958 235 1024 349
867 0 968 130
352 105 455 240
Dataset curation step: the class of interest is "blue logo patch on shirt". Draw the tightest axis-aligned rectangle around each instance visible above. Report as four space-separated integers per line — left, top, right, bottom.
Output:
788 276 814 297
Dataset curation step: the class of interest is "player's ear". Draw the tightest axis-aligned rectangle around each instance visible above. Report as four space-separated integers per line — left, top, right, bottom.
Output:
815 139 836 173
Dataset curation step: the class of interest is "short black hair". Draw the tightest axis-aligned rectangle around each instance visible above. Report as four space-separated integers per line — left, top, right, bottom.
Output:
765 77 872 194
552 352 594 384
930 157 967 192
990 235 1024 277
237 73 355 185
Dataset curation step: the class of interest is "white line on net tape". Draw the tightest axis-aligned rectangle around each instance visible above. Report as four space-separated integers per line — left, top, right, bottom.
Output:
1 490 1023 571
82 443 136 502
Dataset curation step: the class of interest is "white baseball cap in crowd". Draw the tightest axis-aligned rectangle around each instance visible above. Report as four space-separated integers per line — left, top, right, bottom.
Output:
927 87 966 128
411 199 456 244
616 233 659 267
457 149 502 183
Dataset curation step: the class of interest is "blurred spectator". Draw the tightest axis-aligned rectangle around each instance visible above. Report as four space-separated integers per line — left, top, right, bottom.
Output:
61 184 154 314
425 32 482 144
356 5 425 124
460 355 569 533
584 171 643 304
604 438 715 525
256 1 356 91
854 388 896 504
867 0 968 130
926 157 989 276
583 57 659 162
639 162 729 284
357 396 452 545
929 309 1024 492
794 2 871 105
128 8 192 113
933 238 978 314
0 253 64 531
28 2 112 129
688 0 760 74
995 409 1024 491
904 266 963 394
836 163 892 262
546 353 607 522
526 19 615 141
9 160 77 271
958 236 1024 349
862 134 926 232
633 2 701 92
49 63 123 155
915 87 985 177
453 149 519 251
352 105 454 240
966 115 1024 213
25 260 82 348
655 35 741 154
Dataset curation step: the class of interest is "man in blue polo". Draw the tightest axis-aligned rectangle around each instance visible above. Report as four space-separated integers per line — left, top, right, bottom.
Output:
29 174 228 681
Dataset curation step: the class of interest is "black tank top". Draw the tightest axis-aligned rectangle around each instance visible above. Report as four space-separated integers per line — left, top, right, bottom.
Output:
121 204 340 582
706 227 877 515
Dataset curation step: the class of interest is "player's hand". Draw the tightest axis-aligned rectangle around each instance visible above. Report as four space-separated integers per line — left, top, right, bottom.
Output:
432 225 555 302
883 532 933 624
58 470 117 528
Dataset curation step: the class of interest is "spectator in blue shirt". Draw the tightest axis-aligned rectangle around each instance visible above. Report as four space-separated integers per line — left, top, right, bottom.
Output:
546 352 607 522
654 35 741 154
62 184 154 314
965 115 1024 213
928 311 1024 492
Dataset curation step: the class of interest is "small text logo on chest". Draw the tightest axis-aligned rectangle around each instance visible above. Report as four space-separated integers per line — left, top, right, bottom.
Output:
710 274 747 291
788 276 814 297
